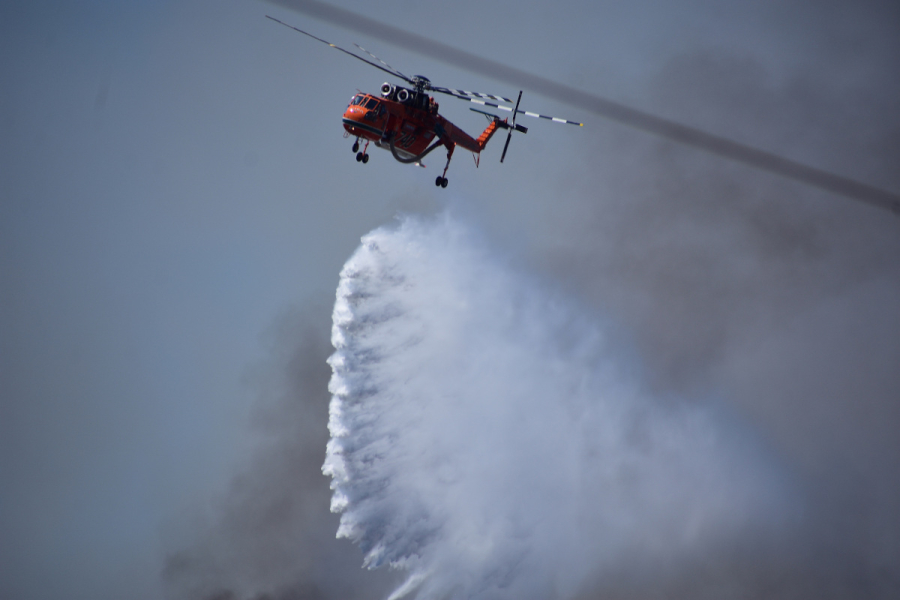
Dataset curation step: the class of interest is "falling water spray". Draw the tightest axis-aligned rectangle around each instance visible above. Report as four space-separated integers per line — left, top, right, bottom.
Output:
324 213 785 599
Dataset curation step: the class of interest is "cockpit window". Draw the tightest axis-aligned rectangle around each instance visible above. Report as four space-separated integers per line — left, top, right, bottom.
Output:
365 98 379 110
351 95 365 106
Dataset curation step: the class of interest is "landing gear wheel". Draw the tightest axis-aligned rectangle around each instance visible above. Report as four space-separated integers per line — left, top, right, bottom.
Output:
441 177 448 188
362 153 369 164
435 176 443 187
356 152 363 162
352 141 359 153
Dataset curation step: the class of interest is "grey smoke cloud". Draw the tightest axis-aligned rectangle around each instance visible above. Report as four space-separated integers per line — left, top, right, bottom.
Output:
165 2 898 598
514 45 900 599
162 308 401 600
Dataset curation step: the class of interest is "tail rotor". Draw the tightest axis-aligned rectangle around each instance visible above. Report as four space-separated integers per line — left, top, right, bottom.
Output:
500 91 523 163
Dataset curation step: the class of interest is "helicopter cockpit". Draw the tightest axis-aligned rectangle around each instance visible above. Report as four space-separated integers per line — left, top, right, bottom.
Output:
348 94 387 121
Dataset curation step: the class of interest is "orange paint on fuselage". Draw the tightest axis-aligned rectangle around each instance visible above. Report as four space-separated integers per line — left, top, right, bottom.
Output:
342 92 489 160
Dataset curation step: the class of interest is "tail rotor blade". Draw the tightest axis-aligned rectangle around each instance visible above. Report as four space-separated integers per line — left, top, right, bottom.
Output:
510 90 523 128
500 130 513 163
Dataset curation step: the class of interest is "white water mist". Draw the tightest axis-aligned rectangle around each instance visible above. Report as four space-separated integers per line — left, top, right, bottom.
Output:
323 213 782 599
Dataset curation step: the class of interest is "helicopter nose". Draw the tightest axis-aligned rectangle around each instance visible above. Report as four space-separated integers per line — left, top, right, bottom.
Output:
343 106 370 129
342 105 376 137
343 105 364 120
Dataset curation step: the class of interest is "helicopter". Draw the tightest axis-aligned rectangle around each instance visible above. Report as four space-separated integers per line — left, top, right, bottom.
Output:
267 15 582 188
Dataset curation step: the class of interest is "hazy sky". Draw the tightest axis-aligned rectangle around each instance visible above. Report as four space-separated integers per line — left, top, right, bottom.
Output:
1 1 898 599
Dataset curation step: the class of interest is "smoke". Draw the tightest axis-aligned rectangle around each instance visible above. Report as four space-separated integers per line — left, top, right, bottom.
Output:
163 6 900 598
162 309 400 600
324 213 788 599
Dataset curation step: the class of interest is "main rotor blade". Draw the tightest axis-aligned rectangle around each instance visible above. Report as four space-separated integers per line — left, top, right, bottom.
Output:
266 15 410 84
430 86 514 103
354 43 409 81
472 99 583 126
423 89 583 126
265 0 900 215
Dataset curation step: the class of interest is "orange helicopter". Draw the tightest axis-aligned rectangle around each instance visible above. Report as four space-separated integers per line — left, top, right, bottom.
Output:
268 16 582 188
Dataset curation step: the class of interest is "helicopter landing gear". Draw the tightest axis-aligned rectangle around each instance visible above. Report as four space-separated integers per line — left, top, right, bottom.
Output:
355 140 370 163
435 145 454 189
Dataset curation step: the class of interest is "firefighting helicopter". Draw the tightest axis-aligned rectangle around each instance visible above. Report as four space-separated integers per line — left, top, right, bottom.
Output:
267 15 582 188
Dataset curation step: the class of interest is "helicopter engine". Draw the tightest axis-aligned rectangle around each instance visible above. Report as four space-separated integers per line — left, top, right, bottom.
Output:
380 82 394 97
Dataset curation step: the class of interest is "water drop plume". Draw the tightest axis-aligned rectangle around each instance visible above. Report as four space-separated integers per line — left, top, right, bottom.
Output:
324 213 785 599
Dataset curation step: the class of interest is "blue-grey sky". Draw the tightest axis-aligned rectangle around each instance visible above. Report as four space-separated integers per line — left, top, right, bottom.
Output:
1 1 898 599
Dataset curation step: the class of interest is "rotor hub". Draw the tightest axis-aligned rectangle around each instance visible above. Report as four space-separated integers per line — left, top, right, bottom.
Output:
411 75 431 91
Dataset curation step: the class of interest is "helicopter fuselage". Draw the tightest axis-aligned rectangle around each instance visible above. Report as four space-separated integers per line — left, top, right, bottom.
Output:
342 85 489 162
